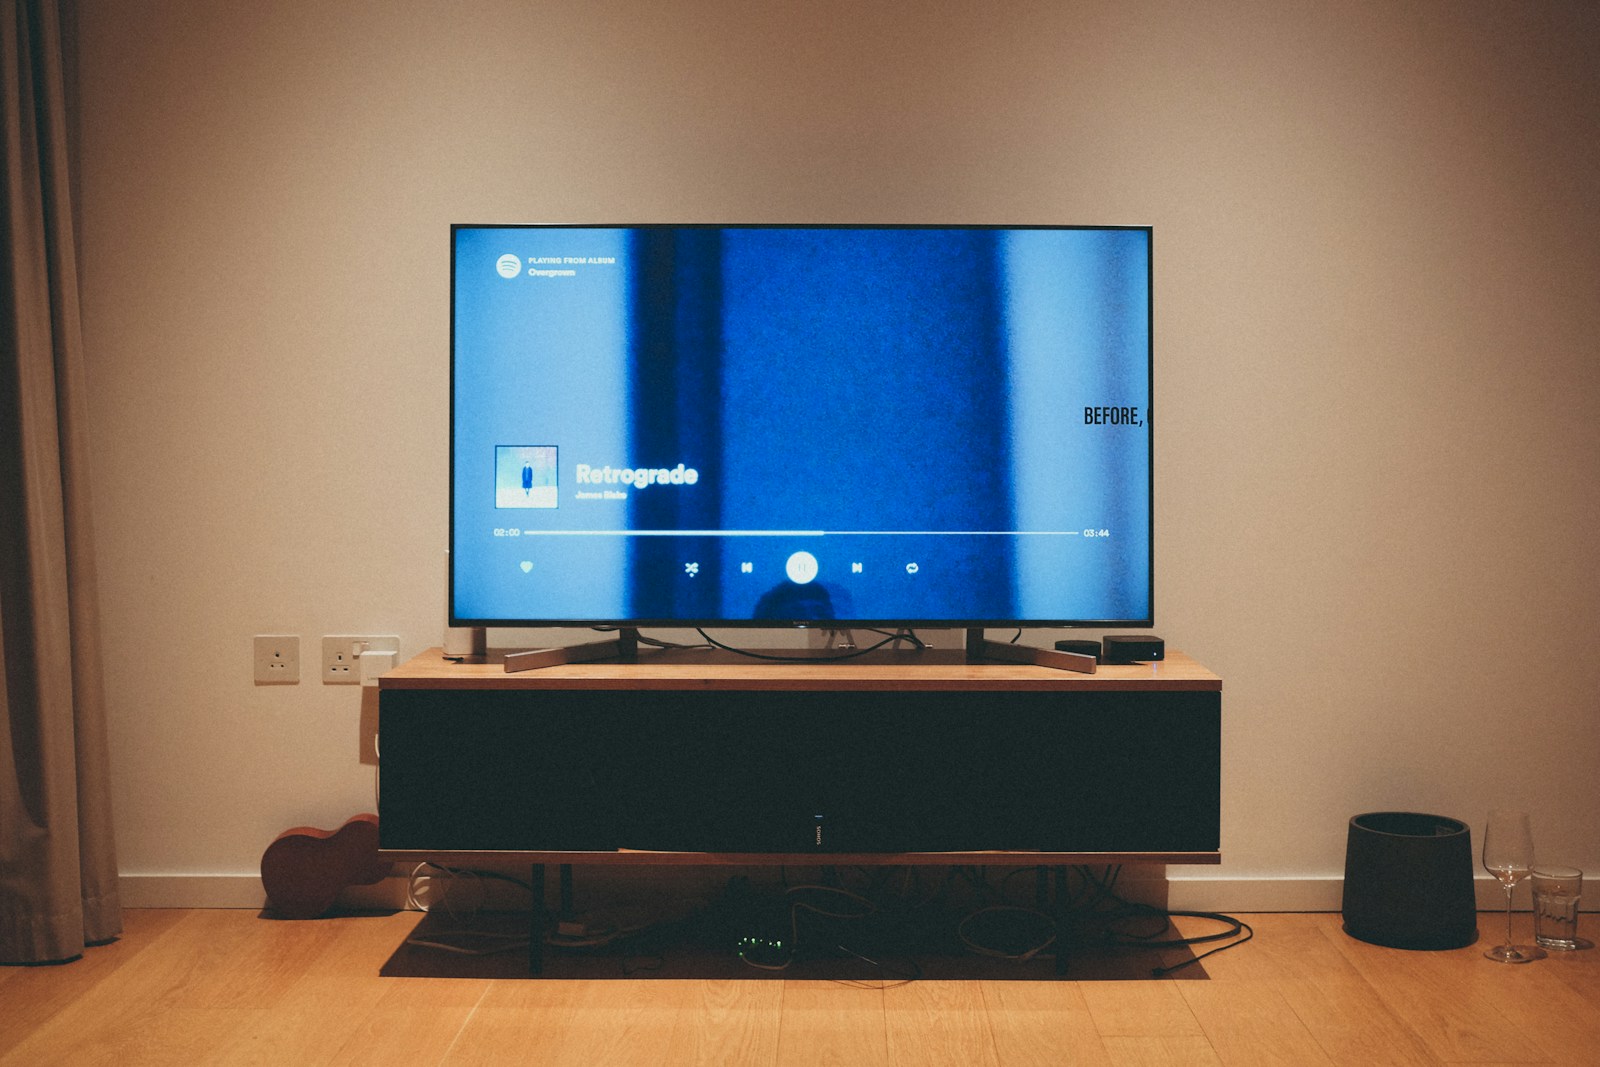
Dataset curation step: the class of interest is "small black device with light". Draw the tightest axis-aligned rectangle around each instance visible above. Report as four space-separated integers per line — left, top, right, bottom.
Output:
1102 635 1164 664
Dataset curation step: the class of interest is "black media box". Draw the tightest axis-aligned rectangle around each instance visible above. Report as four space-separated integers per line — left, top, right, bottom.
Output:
1053 639 1103 661
1102 635 1165 664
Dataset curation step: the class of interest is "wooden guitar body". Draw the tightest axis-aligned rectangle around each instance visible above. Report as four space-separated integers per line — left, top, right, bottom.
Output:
260 813 391 919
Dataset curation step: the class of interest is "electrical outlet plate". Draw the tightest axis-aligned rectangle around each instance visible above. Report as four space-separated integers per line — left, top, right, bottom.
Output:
321 634 400 684
253 635 300 684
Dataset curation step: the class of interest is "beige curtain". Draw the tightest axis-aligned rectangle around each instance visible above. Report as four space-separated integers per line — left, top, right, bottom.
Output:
1 0 121 964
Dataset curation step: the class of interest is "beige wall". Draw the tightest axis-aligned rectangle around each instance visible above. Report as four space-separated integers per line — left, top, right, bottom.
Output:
74 0 1600 907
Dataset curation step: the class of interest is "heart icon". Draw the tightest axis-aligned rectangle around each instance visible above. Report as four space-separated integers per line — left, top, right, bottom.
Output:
519 561 532 573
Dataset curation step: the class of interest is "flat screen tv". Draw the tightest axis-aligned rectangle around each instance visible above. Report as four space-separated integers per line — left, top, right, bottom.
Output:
450 224 1151 632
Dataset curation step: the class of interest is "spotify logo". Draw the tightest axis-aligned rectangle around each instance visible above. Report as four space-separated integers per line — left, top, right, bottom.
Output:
495 253 523 278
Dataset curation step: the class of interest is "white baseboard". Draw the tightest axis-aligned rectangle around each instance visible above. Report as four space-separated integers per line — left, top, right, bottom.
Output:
118 873 412 911
1166 876 1343 912
119 874 264 909
116 870 1570 914
1166 874 1575 913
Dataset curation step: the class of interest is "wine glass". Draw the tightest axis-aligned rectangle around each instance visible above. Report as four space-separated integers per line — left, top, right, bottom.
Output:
1482 810 1544 963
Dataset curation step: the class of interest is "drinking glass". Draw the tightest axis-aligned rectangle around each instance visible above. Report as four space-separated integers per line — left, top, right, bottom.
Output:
1531 866 1583 950
1482 810 1544 963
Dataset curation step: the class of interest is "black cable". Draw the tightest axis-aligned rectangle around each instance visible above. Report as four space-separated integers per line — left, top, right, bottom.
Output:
834 943 924 983
1149 914 1254 976
622 955 664 975
862 628 927 650
696 628 908 662
634 632 713 651
951 864 1255 975
584 626 715 651
957 905 1057 960
1068 865 1254 975
733 881 881 972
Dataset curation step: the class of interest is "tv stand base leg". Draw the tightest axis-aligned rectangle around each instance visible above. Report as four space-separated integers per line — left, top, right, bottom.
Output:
505 628 642 672
965 629 1096 674
1054 866 1069 976
530 863 545 974
558 863 574 923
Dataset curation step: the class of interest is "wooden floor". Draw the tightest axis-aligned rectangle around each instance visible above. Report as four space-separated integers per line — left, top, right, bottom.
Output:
2 909 1597 1065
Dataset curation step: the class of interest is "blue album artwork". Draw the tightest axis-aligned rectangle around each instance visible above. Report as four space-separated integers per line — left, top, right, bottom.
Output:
495 446 558 509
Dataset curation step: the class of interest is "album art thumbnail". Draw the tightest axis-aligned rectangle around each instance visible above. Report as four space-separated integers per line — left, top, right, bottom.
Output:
496 445 557 509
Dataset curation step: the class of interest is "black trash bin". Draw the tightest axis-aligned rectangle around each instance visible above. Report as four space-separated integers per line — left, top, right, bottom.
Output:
1341 812 1478 950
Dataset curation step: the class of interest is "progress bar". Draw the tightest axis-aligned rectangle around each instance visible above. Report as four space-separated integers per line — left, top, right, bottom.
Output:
502 529 1091 537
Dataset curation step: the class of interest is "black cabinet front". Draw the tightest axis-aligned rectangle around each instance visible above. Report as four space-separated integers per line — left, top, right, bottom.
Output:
378 687 1220 855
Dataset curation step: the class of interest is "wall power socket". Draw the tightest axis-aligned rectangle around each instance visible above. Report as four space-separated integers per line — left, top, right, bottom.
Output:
253 635 300 685
321 635 400 684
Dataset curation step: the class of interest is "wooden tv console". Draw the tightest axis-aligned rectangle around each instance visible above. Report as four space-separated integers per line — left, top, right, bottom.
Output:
378 646 1220 970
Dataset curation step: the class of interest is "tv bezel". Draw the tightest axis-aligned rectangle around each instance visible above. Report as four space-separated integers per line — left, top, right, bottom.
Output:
449 222 1154 633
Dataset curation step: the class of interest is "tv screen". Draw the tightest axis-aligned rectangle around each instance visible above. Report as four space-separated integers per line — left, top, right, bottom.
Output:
451 224 1151 629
